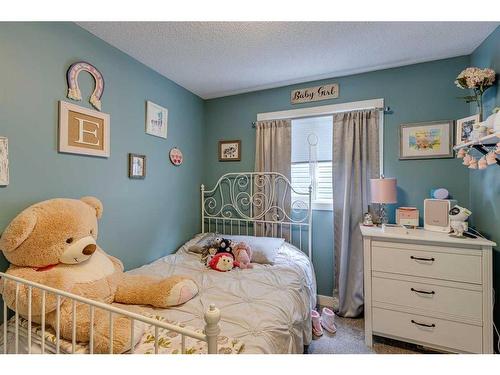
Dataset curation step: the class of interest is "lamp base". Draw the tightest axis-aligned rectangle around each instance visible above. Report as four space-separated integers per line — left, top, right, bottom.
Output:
379 203 388 225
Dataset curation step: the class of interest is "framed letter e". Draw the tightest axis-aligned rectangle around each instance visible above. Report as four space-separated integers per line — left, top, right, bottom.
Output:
58 101 110 157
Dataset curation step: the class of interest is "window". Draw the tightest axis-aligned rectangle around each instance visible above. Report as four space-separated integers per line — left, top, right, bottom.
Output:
291 116 333 210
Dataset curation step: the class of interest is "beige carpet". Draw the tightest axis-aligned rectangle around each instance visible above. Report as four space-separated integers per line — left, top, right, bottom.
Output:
308 310 435 354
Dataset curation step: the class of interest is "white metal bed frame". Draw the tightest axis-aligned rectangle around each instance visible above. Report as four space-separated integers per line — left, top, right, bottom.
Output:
0 171 312 355
201 172 313 258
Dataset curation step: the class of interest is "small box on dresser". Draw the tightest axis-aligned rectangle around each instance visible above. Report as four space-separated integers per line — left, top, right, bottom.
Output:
361 225 495 353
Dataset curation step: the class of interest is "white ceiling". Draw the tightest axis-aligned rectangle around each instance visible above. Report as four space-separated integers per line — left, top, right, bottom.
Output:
78 22 498 99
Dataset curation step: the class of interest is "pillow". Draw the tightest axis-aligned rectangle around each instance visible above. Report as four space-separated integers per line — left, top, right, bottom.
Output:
187 233 217 254
226 235 285 264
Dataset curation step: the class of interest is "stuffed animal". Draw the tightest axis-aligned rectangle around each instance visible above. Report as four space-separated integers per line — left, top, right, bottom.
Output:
216 238 234 256
449 205 472 237
208 252 239 272
0 197 198 353
232 242 253 269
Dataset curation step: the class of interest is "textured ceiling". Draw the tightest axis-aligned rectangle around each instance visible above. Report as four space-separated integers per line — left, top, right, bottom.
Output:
78 22 499 99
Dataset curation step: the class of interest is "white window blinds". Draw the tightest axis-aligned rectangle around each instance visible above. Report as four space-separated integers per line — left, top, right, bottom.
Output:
291 116 333 162
291 116 333 208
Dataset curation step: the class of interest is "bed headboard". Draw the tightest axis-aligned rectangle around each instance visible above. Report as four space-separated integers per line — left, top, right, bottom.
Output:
201 172 313 258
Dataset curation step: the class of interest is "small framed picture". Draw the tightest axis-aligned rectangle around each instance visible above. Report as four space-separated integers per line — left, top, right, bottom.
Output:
456 114 480 145
128 153 146 179
145 101 168 139
59 101 110 158
218 140 241 162
0 137 9 186
399 121 454 160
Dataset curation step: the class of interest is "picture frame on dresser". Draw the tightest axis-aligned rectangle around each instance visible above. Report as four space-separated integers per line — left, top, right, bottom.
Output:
361 225 495 354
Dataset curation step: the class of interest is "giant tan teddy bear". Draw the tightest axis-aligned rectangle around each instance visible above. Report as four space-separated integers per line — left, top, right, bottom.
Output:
0 197 198 353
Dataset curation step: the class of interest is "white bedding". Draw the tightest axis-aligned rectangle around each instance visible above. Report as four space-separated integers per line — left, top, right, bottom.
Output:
1 233 317 354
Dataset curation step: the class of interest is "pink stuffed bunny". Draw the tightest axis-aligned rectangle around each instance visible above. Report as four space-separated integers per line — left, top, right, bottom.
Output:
232 242 253 269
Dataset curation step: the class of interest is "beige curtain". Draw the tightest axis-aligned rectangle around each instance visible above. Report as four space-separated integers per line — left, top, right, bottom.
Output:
254 119 292 239
333 109 380 317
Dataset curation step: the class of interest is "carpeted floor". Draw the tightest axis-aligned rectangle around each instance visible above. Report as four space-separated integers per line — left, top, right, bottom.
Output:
308 308 434 354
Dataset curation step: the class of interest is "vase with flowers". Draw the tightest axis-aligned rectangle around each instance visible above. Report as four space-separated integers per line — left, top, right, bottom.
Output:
455 67 496 120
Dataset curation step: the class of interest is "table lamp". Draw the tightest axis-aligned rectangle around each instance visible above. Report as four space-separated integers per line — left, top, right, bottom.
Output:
370 177 397 225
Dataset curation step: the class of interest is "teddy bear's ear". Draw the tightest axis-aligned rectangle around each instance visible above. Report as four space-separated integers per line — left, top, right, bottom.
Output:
80 196 103 219
0 209 37 253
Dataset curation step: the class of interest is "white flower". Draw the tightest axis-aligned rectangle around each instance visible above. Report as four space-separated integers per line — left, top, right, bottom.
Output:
455 67 496 90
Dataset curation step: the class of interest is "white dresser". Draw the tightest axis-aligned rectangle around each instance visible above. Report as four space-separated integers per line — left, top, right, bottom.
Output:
361 225 496 353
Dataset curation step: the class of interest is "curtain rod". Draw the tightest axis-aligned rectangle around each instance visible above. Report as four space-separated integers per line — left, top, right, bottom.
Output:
251 106 392 128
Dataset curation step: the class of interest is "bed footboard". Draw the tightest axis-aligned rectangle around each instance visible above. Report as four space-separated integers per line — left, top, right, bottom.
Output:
0 272 221 354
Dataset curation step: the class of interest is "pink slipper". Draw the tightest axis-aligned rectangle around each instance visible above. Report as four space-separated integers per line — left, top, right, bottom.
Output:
311 310 323 337
321 307 337 334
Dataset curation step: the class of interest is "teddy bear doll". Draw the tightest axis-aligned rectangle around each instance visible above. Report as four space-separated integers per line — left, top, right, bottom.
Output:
0 197 198 354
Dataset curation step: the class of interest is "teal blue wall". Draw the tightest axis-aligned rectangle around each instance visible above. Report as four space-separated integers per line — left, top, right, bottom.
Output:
204 56 472 296
469 25 500 345
0 23 205 277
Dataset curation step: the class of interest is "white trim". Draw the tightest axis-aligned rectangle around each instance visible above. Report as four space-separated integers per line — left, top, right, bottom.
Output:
257 98 385 176
257 98 384 121
317 294 335 308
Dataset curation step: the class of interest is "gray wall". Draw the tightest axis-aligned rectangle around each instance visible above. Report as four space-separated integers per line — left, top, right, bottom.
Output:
204 56 472 296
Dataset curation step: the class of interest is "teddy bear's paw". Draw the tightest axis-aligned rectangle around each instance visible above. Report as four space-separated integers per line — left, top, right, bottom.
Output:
93 315 135 354
160 278 198 307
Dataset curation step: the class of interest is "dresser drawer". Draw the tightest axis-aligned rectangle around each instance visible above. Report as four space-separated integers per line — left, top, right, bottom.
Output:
372 308 483 353
372 277 482 321
371 244 482 284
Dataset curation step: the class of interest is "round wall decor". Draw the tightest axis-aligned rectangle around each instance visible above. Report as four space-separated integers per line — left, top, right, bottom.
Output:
169 147 183 166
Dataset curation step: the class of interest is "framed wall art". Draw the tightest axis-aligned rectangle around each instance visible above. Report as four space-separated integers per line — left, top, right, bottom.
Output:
129 153 146 179
399 120 454 160
456 114 480 145
58 101 110 158
0 137 9 186
145 101 168 139
218 140 241 161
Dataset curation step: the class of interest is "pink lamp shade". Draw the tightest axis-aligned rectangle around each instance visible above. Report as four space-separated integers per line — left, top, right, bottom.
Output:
370 178 397 204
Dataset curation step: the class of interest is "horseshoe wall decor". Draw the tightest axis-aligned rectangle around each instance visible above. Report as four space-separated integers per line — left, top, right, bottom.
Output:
66 61 105 111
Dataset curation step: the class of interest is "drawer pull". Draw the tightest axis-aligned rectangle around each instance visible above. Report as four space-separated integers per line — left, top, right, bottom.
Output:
411 287 435 295
411 319 436 328
410 255 435 262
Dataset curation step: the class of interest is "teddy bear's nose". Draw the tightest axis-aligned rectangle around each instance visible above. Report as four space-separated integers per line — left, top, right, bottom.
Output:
82 244 97 255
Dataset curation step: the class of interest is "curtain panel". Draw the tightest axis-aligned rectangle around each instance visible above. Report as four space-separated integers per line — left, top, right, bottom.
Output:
333 109 380 317
254 119 292 240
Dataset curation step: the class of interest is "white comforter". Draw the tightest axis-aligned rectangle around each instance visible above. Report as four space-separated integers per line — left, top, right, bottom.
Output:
129 233 317 354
